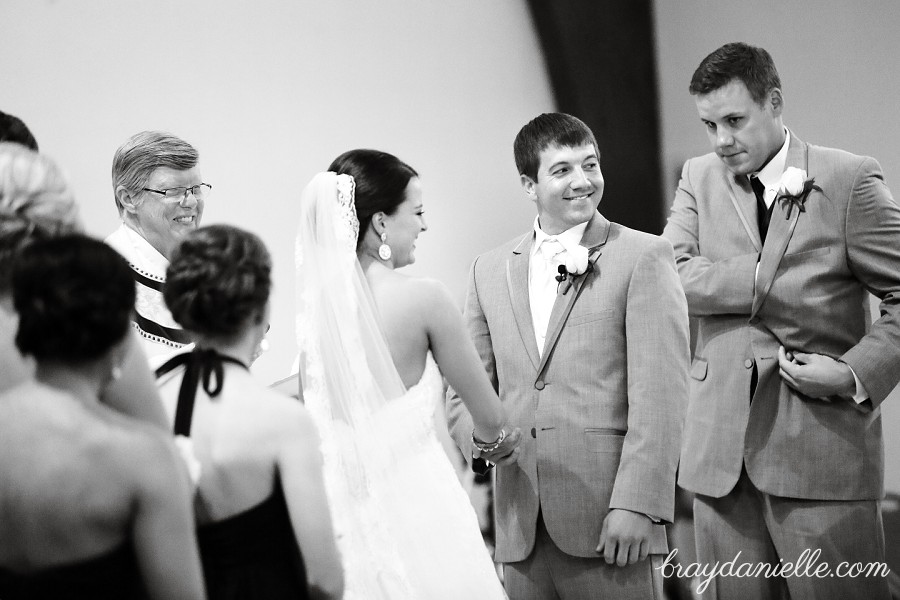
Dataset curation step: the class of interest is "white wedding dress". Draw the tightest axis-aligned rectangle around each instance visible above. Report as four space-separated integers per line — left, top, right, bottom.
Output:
295 172 507 599
305 352 508 599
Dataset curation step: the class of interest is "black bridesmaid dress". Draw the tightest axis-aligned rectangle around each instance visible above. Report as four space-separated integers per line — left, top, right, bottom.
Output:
0 543 144 600
158 349 309 600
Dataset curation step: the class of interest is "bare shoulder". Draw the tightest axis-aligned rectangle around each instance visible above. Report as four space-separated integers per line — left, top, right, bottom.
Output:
377 271 455 315
2 382 171 469
407 274 454 303
99 411 182 489
269 401 322 463
400 274 458 318
253 386 320 445
13 395 185 500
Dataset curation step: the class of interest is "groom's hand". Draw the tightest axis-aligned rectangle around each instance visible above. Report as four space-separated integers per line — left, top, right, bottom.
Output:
596 509 652 566
474 427 522 466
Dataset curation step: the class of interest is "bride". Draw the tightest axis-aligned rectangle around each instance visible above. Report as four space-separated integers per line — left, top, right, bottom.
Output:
295 149 520 599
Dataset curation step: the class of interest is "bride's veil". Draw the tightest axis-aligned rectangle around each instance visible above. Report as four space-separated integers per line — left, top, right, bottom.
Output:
295 171 412 597
296 171 406 427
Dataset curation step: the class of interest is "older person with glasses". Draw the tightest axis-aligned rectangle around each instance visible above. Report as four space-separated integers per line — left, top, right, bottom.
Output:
106 131 211 362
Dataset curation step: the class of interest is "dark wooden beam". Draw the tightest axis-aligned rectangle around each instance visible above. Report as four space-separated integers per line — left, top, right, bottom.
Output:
526 0 664 233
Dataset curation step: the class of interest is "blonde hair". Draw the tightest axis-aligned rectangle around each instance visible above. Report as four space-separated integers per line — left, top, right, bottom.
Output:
0 143 81 292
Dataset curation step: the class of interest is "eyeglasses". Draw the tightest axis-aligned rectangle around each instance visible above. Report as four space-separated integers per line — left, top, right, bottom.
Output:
141 183 212 203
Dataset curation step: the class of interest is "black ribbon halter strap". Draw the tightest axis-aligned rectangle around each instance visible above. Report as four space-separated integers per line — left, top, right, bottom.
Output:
155 348 248 436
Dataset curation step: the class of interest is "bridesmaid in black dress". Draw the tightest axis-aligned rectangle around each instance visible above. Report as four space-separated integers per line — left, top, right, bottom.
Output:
156 224 343 600
0 234 205 600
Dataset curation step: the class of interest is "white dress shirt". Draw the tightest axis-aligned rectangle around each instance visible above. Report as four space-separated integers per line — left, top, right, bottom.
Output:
528 217 588 356
750 128 791 208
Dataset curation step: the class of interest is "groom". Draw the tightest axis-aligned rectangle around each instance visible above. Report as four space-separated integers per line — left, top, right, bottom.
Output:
446 113 689 599
663 42 900 599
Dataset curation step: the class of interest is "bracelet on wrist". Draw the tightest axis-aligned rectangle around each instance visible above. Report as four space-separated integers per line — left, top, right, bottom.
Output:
472 428 507 453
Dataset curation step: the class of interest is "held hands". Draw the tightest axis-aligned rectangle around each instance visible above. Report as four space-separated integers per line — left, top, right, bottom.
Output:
472 427 522 467
596 509 653 566
777 346 856 399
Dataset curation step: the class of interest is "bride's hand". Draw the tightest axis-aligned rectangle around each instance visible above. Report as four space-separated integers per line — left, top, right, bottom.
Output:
474 427 522 466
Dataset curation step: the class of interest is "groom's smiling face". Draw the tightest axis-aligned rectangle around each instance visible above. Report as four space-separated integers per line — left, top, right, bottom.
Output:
521 143 603 235
695 78 785 177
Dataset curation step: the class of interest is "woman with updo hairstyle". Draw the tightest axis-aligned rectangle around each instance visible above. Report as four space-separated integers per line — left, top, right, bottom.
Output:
328 148 418 253
156 224 343 600
293 150 513 597
163 223 271 341
0 141 79 388
0 141 168 427
0 234 204 600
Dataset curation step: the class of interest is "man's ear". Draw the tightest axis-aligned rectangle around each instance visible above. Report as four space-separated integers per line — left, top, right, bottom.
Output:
768 88 784 116
520 174 536 198
115 185 140 215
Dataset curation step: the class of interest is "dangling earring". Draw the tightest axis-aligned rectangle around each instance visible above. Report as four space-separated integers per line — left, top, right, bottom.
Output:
378 232 392 261
111 366 122 381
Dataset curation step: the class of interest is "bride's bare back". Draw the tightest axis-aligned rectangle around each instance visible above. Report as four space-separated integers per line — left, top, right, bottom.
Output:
362 261 504 441
364 265 431 388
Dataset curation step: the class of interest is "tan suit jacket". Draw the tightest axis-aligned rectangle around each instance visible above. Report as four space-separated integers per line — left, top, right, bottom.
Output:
663 131 900 500
447 211 690 562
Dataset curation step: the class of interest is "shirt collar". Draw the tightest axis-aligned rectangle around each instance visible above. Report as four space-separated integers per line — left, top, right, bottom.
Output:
120 223 170 276
531 216 589 258
750 128 791 192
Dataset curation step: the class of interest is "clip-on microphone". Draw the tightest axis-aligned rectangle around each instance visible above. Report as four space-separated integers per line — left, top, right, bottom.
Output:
556 264 574 294
555 265 568 283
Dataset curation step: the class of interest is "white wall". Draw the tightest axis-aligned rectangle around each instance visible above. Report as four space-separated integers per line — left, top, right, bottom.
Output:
0 0 555 384
653 0 900 492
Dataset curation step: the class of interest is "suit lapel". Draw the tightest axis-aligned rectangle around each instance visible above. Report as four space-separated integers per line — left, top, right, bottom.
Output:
506 234 540 370
537 212 611 376
726 173 763 252
751 133 809 317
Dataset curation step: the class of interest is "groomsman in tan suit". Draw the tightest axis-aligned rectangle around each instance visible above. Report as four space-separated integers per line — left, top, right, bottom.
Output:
446 113 690 599
663 42 900 599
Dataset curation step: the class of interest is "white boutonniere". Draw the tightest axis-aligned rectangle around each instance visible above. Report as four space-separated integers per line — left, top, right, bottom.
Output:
558 245 600 295
777 167 821 219
564 244 589 275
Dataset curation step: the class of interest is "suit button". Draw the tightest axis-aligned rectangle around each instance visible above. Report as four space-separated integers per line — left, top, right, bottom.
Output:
535 380 545 390
744 359 754 369
531 427 536 438
749 316 760 325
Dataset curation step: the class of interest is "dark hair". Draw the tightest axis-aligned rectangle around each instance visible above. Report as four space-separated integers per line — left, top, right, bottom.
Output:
164 225 271 337
0 111 38 151
13 234 135 362
328 149 418 248
513 113 599 181
689 42 781 105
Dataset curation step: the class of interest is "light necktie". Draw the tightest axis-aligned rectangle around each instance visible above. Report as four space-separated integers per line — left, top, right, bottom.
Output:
540 237 565 265
533 237 566 354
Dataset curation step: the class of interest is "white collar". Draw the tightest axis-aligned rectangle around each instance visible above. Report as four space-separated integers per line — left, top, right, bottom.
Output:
108 222 170 278
750 128 791 192
531 216 589 258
